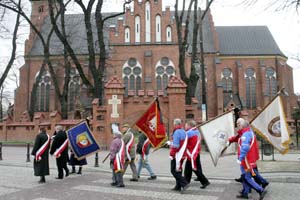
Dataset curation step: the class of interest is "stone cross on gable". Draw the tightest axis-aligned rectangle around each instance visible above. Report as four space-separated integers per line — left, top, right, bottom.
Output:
108 95 121 118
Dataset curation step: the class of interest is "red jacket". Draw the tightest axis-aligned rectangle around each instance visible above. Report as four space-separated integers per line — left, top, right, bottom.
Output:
237 127 259 172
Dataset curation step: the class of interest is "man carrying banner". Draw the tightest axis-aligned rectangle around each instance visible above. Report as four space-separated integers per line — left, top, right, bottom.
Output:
136 132 157 180
169 118 189 193
121 123 139 182
229 129 269 189
234 118 267 200
50 125 69 179
110 130 125 187
184 120 210 189
31 127 51 183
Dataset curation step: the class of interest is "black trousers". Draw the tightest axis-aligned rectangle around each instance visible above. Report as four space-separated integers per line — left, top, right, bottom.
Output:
184 154 209 185
170 159 188 189
56 158 69 178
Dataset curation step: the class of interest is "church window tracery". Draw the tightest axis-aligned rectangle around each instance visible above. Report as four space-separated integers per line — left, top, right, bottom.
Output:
156 57 175 95
245 68 256 109
265 67 277 97
123 58 142 96
35 70 51 112
68 68 81 111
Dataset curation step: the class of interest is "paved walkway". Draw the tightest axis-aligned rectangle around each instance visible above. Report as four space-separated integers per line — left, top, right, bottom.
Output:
1 146 300 200
1 146 300 182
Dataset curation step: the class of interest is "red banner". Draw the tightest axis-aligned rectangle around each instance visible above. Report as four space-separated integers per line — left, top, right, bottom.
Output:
135 99 166 148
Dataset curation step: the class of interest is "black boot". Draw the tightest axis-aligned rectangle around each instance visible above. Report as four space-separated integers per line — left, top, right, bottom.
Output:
39 176 45 183
77 167 82 174
70 166 76 174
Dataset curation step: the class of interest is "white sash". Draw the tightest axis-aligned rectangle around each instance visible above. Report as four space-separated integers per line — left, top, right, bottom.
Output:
116 140 125 172
35 134 50 161
125 132 134 160
175 132 188 171
187 139 200 170
54 139 68 158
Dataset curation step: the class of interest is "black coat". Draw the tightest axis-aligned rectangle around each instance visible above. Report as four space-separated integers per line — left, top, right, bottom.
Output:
50 130 69 163
136 133 150 155
31 131 50 176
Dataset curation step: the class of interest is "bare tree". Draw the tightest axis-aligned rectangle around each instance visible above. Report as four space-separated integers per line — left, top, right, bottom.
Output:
0 0 20 89
0 83 13 121
0 0 71 119
48 0 132 105
240 0 300 11
174 0 214 105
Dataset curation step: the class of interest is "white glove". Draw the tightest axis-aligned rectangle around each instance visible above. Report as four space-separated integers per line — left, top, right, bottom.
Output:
169 156 174 160
166 141 172 146
226 141 230 146
236 159 241 165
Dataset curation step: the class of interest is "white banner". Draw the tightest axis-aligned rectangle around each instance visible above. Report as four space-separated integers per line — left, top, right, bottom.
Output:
200 111 235 166
251 95 290 154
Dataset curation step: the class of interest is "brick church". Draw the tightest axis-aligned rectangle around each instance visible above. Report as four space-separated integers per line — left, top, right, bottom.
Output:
0 0 297 147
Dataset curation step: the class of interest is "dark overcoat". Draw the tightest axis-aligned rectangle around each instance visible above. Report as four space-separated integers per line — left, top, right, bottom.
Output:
50 130 69 163
31 131 50 176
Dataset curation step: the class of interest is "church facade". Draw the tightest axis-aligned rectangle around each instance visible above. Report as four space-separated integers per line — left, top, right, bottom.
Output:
0 0 297 147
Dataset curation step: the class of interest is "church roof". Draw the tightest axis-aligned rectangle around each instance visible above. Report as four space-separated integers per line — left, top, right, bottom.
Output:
28 13 285 57
215 26 285 57
28 11 217 56
29 13 119 56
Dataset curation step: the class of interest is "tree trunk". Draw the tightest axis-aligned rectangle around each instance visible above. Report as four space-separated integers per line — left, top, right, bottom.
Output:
0 0 20 89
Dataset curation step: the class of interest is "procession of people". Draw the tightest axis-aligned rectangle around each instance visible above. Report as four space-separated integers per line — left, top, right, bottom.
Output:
31 115 271 200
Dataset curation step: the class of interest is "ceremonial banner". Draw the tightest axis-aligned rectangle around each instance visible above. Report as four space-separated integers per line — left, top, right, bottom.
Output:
66 121 101 160
200 111 235 166
251 95 290 154
135 98 166 148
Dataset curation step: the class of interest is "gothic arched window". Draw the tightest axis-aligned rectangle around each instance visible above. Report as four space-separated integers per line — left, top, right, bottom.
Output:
124 27 130 43
123 58 142 96
155 15 161 42
35 71 51 112
245 68 256 109
135 15 141 43
221 68 233 108
195 64 207 109
166 26 172 42
68 68 80 111
265 67 277 97
156 57 175 95
222 68 233 92
145 1 151 42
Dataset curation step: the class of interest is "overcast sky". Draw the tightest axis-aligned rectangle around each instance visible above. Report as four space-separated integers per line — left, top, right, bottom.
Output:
0 0 299 97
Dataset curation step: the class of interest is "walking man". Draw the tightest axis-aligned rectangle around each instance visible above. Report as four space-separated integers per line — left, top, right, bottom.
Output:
31 127 51 183
184 120 210 189
121 123 138 181
169 118 189 193
234 118 267 199
110 130 125 187
136 132 157 180
50 125 69 179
